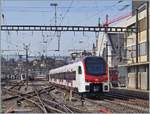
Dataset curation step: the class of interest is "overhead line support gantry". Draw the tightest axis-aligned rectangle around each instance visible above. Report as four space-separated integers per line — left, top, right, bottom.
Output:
1 25 136 33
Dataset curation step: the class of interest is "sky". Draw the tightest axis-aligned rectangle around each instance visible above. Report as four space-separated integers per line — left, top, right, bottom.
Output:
1 0 132 58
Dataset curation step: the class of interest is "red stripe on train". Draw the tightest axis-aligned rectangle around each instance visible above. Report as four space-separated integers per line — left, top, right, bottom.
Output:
99 108 112 114
85 75 108 83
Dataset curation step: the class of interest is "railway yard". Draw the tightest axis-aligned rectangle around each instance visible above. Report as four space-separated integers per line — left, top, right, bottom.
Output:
1 79 149 113
1 0 150 113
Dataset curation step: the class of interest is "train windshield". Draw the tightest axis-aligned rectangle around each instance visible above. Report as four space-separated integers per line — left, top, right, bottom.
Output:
85 57 106 76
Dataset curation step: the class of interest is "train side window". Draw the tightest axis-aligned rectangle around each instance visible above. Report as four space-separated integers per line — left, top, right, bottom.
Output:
78 66 82 74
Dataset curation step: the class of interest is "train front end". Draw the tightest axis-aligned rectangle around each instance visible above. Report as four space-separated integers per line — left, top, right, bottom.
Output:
83 56 109 93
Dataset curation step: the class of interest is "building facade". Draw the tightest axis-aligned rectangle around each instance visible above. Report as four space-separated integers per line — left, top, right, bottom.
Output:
118 1 149 90
95 1 149 90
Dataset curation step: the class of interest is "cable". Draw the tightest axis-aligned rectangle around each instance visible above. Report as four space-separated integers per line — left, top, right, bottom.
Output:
119 4 130 11
2 38 18 48
78 0 126 25
2 9 50 12
59 0 74 25
45 0 74 52
2 5 118 9
2 4 107 13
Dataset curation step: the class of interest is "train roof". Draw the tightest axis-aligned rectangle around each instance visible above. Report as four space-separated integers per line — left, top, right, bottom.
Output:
72 56 104 62
49 60 82 74
49 56 105 74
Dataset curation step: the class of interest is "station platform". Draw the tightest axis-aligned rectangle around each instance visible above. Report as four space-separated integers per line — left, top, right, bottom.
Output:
110 87 149 100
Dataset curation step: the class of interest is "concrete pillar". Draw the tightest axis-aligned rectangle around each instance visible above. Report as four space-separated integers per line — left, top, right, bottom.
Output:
69 90 72 102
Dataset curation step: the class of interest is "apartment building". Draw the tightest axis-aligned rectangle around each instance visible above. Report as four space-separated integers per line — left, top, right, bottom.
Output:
118 1 149 90
95 1 149 90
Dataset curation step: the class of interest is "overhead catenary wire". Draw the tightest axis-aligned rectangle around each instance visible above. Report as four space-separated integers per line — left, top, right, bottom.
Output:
59 0 74 25
2 5 125 12
78 0 127 25
1 0 131 57
2 5 124 9
47 0 74 52
1 13 26 54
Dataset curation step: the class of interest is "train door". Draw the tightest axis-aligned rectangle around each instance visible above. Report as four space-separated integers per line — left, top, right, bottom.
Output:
76 65 86 92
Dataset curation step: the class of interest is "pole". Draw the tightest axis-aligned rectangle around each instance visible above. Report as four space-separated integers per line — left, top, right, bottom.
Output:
46 40 47 57
50 3 57 26
0 0 2 111
54 4 57 26
105 14 109 27
26 45 29 86
106 39 110 88
146 1 149 90
57 32 61 51
98 17 101 27
136 9 139 89
106 42 108 64
58 36 60 51
51 3 60 51
24 44 29 87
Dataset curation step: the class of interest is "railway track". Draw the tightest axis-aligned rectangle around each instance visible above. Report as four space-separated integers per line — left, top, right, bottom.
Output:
110 88 149 100
83 93 149 113
4 89 61 113
2 81 149 113
31 83 72 113
2 85 58 113
3 82 84 113
49 82 149 113
3 88 49 113
35 84 85 113
30 85 48 113
104 93 149 108
5 80 25 90
2 86 54 101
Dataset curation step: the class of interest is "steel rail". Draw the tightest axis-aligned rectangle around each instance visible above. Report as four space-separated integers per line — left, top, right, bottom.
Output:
50 82 149 113
4 89 47 113
4 86 69 113
84 94 149 113
2 86 54 101
33 87 48 113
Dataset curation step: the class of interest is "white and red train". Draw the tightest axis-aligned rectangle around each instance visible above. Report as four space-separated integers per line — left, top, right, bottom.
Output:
49 56 109 93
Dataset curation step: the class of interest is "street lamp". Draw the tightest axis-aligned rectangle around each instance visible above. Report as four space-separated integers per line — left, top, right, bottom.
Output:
50 3 58 26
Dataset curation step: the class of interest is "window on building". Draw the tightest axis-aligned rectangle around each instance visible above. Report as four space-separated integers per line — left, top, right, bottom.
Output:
132 45 136 57
138 65 146 72
127 47 131 58
127 46 137 58
127 50 131 58
128 66 136 73
139 17 147 32
138 42 147 56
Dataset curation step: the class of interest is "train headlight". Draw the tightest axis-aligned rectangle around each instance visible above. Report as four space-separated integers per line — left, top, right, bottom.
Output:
95 79 98 82
104 85 108 90
85 85 90 91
